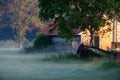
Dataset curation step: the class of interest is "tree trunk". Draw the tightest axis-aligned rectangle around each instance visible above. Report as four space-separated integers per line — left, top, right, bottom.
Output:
89 29 95 47
19 30 23 49
90 34 95 46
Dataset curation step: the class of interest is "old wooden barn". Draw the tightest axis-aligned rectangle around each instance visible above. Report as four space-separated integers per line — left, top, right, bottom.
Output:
39 25 81 53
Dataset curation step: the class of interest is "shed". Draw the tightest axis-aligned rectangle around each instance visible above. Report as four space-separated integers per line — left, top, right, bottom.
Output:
39 25 81 53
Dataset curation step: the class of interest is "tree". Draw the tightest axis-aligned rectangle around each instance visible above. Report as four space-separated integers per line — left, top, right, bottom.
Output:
0 0 11 28
38 0 115 46
7 0 43 49
107 0 120 19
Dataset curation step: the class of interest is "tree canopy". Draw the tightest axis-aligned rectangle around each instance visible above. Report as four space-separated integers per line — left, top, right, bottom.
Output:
0 0 43 36
8 0 44 48
9 0 43 32
0 0 11 28
38 0 120 45
0 0 44 48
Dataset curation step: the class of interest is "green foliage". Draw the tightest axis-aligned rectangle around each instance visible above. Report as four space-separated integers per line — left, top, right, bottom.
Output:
9 0 42 28
0 0 44 46
24 33 52 53
0 0 11 27
24 46 34 53
33 33 52 49
24 33 52 52
106 0 120 18
1 0 43 32
38 0 120 44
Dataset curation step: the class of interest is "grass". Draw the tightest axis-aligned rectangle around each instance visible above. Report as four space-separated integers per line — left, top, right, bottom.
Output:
102 60 120 69
41 53 106 61
40 53 120 69
0 50 120 80
32 53 81 64
42 53 79 60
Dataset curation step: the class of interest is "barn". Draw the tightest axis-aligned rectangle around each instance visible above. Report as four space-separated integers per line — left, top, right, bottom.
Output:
39 25 81 53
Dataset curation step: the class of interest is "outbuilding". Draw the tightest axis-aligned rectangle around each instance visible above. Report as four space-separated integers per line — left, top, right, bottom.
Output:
39 25 81 53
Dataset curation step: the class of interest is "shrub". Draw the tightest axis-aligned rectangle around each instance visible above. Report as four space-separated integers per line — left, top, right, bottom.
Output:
24 33 52 52
24 46 34 52
33 33 52 49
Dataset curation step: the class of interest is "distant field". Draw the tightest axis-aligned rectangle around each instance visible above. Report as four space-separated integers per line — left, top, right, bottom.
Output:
0 50 120 80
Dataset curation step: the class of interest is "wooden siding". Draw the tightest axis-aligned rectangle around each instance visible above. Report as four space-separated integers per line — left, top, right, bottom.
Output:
50 35 81 53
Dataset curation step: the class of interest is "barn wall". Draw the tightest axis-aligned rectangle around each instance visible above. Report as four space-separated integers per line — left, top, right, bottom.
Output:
50 35 81 53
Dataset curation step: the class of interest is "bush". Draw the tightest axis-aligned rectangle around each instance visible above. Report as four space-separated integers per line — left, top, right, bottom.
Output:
33 33 52 49
24 46 34 52
24 33 52 52
25 33 52 52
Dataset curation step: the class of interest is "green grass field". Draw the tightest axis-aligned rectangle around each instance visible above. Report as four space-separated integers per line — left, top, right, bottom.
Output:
0 50 120 80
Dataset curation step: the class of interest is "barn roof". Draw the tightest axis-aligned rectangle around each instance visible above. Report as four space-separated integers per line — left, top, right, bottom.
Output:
40 24 80 35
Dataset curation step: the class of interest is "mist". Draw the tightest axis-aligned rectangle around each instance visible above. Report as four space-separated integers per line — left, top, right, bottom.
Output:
0 50 119 80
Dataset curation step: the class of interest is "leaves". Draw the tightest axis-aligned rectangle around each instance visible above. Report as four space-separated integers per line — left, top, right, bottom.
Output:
9 0 42 29
38 0 120 43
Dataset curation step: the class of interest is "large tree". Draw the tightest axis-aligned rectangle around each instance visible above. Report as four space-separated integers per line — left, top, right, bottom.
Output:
8 0 43 48
38 0 118 46
108 0 120 19
0 0 11 28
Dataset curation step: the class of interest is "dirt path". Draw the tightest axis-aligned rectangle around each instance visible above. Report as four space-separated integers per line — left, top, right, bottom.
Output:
0 50 119 80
